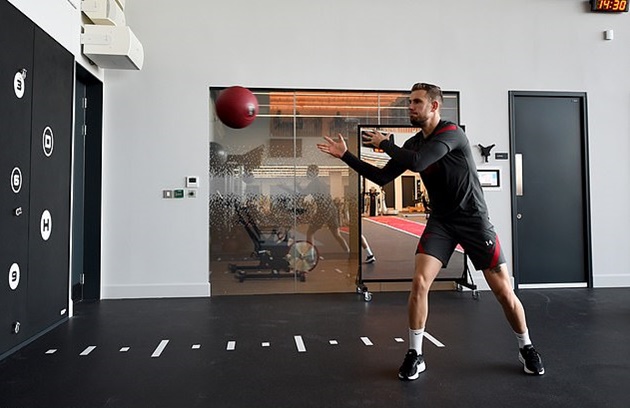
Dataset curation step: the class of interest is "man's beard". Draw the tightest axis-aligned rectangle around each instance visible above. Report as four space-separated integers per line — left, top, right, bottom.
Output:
410 116 426 127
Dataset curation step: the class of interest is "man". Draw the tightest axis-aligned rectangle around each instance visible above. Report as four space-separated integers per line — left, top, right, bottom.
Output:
316 83 544 380
304 164 350 253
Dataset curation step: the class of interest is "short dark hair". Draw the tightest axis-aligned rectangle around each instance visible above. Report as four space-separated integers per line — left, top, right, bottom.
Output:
411 83 443 104
307 164 319 177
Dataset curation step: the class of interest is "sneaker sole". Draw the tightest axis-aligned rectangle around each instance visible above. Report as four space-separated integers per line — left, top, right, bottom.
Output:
518 354 545 375
398 361 426 381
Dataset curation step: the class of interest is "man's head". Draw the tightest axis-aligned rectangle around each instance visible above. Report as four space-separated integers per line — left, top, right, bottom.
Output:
411 83 443 104
409 83 442 127
307 164 319 178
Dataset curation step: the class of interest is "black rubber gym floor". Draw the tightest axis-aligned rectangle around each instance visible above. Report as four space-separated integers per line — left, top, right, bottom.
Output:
1 288 629 408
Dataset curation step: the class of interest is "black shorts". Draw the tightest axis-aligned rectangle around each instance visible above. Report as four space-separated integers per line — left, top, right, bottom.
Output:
415 215 505 271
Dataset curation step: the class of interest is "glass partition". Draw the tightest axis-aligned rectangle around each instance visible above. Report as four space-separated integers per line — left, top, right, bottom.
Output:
208 88 458 296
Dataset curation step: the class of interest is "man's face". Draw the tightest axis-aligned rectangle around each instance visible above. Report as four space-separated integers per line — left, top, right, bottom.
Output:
408 90 436 126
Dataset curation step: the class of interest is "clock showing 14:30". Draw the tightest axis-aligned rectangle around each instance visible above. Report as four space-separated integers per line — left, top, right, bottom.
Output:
591 0 629 12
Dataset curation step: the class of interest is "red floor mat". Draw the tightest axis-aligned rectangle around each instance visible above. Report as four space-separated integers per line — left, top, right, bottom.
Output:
366 216 426 237
366 216 463 252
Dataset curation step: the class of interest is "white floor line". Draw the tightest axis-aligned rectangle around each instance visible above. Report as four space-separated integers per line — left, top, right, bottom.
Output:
42 332 445 358
80 346 97 356
151 340 170 358
424 332 445 348
294 335 307 352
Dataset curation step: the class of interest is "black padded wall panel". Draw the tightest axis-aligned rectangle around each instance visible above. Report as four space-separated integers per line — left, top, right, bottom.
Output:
25 27 74 338
0 0 35 355
1 0 74 358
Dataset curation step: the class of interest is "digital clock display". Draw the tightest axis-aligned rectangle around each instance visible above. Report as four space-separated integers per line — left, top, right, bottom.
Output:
591 0 629 12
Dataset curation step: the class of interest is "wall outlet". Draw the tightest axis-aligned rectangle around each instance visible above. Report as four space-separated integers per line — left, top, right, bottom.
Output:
185 176 199 188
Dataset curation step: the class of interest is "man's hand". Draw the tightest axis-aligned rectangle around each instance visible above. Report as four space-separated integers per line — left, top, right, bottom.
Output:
362 130 389 148
317 134 348 158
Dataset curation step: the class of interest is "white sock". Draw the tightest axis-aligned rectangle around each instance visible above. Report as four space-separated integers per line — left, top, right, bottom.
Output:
515 330 532 349
409 328 425 354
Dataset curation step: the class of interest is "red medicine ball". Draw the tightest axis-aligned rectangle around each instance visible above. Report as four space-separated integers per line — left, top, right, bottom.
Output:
215 86 259 129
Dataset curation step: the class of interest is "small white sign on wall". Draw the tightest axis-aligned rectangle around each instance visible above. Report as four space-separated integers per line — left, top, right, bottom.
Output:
42 127 54 157
11 167 22 194
9 263 20 291
41 210 52 241
14 70 26 99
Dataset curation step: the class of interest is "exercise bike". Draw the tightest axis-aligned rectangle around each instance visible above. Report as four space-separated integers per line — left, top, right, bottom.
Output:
226 196 319 282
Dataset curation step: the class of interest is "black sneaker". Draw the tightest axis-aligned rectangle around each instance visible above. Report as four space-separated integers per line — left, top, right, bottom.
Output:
519 345 545 375
398 349 426 381
365 255 376 264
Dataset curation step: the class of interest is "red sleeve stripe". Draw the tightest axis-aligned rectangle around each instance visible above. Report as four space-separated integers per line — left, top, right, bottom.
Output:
434 124 458 136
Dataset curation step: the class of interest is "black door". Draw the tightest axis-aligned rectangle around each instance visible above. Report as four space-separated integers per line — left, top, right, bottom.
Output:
25 26 74 338
76 64 103 301
382 181 395 212
401 175 416 208
71 80 87 302
509 92 592 286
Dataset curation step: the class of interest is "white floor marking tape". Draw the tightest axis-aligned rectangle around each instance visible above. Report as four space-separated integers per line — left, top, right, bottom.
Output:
424 332 445 348
151 340 170 357
42 332 445 358
294 335 307 352
80 346 97 356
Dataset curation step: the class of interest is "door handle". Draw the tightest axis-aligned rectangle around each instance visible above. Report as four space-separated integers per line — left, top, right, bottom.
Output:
515 153 523 196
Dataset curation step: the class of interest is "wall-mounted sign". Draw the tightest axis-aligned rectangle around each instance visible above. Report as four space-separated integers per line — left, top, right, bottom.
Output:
11 167 22 193
9 263 20 291
13 69 26 99
42 126 54 157
40 210 52 241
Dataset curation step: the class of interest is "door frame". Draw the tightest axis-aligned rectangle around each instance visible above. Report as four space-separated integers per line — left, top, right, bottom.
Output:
401 175 416 209
74 64 103 301
508 91 593 288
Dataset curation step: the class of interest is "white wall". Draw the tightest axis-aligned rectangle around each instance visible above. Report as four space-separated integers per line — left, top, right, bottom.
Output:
9 0 630 297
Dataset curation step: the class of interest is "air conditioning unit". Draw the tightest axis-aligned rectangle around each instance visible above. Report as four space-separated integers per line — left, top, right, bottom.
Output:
81 25 144 70
81 0 126 26
114 0 125 10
